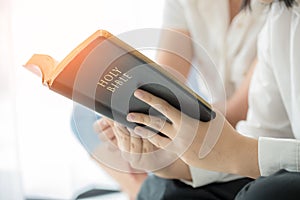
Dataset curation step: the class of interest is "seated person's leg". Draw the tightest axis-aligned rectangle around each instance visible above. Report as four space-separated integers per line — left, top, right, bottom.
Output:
235 169 300 200
138 174 253 200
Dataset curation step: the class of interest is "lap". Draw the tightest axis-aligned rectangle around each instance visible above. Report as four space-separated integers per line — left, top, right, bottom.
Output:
235 169 300 200
137 175 253 200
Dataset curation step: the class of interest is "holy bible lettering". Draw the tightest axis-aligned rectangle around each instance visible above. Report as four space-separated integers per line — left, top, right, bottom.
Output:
97 67 132 93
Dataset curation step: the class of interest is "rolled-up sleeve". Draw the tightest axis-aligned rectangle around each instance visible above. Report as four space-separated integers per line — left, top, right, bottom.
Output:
162 0 188 29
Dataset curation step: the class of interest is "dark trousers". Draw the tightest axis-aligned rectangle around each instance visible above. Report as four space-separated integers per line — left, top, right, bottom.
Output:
235 169 300 200
137 175 253 200
137 170 300 200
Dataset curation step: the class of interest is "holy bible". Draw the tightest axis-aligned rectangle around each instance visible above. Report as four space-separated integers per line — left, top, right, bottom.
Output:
24 30 215 133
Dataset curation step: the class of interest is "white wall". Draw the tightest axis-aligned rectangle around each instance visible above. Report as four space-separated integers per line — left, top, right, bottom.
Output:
0 0 23 199
9 0 164 198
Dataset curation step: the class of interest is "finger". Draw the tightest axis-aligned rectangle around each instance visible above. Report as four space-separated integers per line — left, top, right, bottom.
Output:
127 113 175 138
101 128 118 146
113 123 130 153
93 118 110 133
127 128 158 171
134 89 181 123
127 129 143 154
114 126 139 166
97 128 110 142
104 117 115 126
103 127 115 141
141 137 157 153
93 118 116 142
134 126 171 149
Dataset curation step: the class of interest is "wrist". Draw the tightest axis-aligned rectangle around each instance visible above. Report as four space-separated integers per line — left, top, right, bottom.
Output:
233 133 260 178
153 158 192 181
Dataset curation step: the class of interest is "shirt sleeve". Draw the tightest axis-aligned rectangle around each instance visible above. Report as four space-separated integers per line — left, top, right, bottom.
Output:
236 19 293 139
162 0 188 29
236 6 299 177
181 166 242 188
259 137 300 176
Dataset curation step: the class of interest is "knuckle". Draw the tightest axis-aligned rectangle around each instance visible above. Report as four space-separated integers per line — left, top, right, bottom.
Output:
120 133 128 140
137 114 146 124
143 146 149 153
131 143 135 149
151 117 165 130
152 137 161 148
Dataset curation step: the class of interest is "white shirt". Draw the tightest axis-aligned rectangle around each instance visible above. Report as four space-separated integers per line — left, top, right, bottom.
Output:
162 0 268 187
162 0 267 99
237 1 300 176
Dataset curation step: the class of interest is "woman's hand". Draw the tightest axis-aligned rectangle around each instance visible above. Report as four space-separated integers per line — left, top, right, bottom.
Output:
95 117 163 171
93 117 145 174
110 120 189 176
127 89 260 178
95 117 192 180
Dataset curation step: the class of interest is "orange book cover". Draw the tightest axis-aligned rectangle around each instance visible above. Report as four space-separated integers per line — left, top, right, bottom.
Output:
24 30 215 133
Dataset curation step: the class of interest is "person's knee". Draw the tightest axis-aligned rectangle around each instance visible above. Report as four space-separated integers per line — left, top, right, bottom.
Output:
137 175 193 200
137 175 170 200
235 169 300 200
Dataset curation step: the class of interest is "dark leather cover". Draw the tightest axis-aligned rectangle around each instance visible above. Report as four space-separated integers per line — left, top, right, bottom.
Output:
50 31 216 133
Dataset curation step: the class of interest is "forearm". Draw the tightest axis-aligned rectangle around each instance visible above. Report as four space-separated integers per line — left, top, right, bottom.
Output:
226 94 248 127
159 132 260 180
183 116 260 179
233 133 260 178
226 59 257 127
127 90 260 180
156 29 193 81
210 125 260 178
153 158 192 181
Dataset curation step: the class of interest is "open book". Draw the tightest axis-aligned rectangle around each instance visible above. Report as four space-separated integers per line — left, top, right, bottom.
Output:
24 30 215 134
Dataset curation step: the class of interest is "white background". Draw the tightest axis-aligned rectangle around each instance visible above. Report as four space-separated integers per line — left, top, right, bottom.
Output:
0 0 164 199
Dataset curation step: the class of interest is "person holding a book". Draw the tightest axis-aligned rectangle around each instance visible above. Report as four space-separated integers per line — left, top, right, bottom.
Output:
93 0 269 199
103 0 300 199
